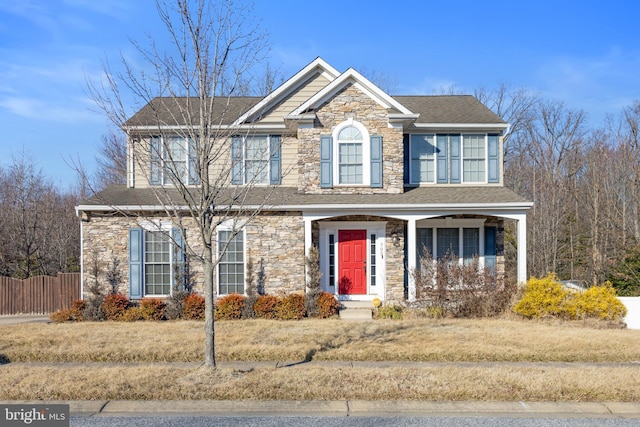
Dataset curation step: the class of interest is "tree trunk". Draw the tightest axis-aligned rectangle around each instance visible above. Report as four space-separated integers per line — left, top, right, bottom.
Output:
203 246 216 368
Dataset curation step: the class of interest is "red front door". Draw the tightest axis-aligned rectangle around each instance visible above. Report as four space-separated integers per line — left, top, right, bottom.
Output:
338 229 367 295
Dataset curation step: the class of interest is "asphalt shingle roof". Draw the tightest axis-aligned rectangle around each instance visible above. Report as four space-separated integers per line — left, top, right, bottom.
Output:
79 185 530 210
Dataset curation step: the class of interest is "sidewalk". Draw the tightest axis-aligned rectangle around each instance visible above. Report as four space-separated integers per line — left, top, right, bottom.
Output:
1 399 639 418
0 314 50 325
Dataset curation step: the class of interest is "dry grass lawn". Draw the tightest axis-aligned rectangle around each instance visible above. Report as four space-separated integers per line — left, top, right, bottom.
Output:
1 317 639 401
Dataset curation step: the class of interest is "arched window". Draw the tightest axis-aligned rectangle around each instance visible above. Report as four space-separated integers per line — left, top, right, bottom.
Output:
333 120 370 185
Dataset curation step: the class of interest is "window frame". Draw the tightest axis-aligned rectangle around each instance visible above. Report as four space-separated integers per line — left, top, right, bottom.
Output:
408 133 491 184
143 230 174 297
150 135 199 186
416 218 486 267
217 229 246 295
333 119 370 186
232 134 280 185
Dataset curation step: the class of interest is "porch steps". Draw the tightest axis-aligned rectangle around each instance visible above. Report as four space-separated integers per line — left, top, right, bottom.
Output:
339 301 374 320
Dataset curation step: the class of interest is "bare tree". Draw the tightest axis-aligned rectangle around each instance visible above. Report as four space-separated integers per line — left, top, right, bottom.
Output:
95 129 127 189
87 0 273 368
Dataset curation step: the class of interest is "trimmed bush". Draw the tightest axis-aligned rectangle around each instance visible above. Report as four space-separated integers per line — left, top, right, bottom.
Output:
214 293 244 320
253 295 278 319
102 293 130 321
182 294 205 320
274 293 306 320
316 292 340 318
513 273 571 318
571 282 627 321
121 306 146 322
140 298 167 321
50 308 80 323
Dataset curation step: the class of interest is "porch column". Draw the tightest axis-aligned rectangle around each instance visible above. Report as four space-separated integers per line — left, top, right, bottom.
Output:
407 218 417 302
515 213 528 284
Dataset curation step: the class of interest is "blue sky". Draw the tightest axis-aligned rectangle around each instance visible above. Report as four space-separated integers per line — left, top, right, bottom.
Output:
1 0 639 188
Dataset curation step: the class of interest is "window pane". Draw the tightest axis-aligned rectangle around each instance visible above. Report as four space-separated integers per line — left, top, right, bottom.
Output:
144 231 171 296
218 231 244 294
417 228 433 262
410 135 435 183
244 136 269 184
463 228 479 264
437 228 459 260
338 126 362 141
463 134 485 182
338 143 363 184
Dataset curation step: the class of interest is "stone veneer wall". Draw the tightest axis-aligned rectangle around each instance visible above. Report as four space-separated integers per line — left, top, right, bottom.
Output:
298 84 404 194
81 212 306 299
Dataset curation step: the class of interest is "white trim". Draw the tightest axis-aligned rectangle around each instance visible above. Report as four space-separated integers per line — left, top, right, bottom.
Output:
233 57 340 126
124 124 287 132
319 221 386 301
413 123 509 130
333 119 370 186
290 68 414 116
216 228 246 296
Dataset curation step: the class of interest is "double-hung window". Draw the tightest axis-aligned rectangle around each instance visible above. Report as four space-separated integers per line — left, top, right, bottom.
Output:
416 220 486 266
231 135 281 185
150 136 199 185
337 125 364 184
129 226 185 299
218 230 245 294
408 134 499 184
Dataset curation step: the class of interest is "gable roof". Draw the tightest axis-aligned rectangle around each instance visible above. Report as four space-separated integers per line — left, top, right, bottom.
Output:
124 57 507 130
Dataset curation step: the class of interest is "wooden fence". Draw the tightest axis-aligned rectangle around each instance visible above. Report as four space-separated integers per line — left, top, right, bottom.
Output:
0 273 81 315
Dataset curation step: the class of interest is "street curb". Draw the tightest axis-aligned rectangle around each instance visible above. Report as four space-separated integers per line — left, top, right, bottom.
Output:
3 400 639 418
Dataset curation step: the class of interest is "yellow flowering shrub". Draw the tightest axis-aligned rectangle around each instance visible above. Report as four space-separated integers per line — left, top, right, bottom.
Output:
514 274 627 322
571 281 627 320
513 273 571 318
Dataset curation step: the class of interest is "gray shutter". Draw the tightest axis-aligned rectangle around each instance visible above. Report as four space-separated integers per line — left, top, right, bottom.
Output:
188 138 199 185
450 134 461 183
484 226 497 273
172 227 185 290
150 137 161 185
129 228 144 299
370 135 383 188
488 134 500 183
320 136 333 188
436 135 448 183
269 135 281 185
231 136 243 184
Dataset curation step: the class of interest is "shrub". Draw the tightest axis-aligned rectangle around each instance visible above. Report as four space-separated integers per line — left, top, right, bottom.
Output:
305 246 323 318
316 292 340 318
274 293 306 320
121 306 145 322
253 294 279 319
165 289 189 320
376 304 403 319
411 253 516 317
214 293 244 320
571 282 627 321
182 294 205 320
102 293 130 321
512 273 571 318
50 308 81 323
140 298 167 321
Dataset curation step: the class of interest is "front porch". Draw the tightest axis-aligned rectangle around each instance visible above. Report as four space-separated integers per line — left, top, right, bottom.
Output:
303 210 528 304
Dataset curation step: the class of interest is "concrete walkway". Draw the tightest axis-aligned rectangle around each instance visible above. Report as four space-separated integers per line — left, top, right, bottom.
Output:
0 399 639 418
0 315 50 325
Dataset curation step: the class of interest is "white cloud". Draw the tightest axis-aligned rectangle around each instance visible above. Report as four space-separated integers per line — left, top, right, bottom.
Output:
0 96 102 123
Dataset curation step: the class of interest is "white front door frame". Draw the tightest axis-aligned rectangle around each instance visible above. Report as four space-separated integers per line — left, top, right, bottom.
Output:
318 221 387 301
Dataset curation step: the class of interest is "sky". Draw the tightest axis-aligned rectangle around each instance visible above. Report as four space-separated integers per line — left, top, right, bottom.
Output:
1 0 639 189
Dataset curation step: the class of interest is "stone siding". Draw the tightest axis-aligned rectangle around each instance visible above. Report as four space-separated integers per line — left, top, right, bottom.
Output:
298 84 404 194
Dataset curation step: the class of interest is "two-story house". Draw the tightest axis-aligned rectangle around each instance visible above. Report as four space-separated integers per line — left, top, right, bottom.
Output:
76 57 532 304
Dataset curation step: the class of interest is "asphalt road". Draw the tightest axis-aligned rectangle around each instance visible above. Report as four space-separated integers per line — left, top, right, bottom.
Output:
70 416 640 427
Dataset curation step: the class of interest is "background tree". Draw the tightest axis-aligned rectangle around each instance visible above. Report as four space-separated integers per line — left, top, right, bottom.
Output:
88 0 274 368
94 129 127 190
